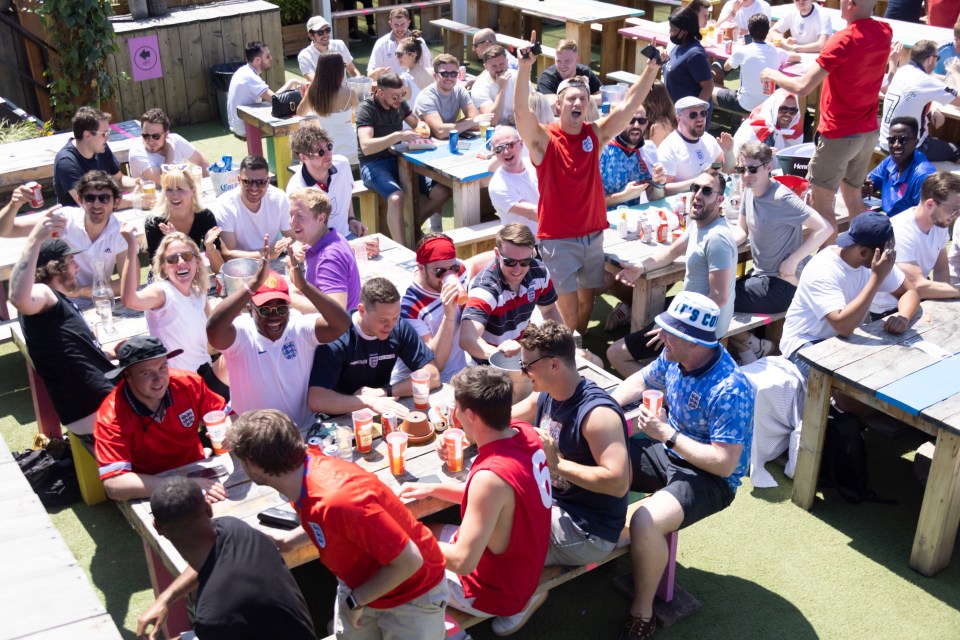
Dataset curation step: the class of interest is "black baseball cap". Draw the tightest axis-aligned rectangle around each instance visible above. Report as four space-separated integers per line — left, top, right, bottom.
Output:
37 239 81 265
105 336 183 380
836 211 894 248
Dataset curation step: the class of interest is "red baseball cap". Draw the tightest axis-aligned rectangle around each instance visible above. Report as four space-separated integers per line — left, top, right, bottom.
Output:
250 271 291 306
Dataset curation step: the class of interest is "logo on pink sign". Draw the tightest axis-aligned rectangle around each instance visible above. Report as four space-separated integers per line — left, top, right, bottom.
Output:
129 35 163 82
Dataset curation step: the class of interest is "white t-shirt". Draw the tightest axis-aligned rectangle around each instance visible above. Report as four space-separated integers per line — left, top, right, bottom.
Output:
211 185 291 251
657 130 723 182
220 312 321 431
60 207 127 287
297 40 354 76
871 212 948 313
880 63 958 150
772 4 832 46
285 155 354 238
146 280 211 372
718 0 771 33
471 70 517 124
727 43 790 111
780 248 905 359
127 133 199 179
488 159 539 236
226 64 269 136
367 33 432 77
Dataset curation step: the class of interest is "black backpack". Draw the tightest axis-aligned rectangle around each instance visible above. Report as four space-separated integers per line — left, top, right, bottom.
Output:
14 440 81 508
818 408 895 505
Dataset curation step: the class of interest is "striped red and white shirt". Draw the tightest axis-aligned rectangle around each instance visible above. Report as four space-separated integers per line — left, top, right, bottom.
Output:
462 260 557 346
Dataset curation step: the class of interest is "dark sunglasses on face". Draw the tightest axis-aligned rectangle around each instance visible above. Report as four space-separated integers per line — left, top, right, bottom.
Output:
240 178 269 187
141 132 164 141
311 27 331 35
689 184 716 197
306 143 335 158
163 251 197 265
395 50 411 58
501 256 533 268
432 263 459 279
887 135 915 146
254 304 290 317
778 107 799 115
520 354 551 375
735 164 765 174
437 70 459 78
630 117 649 125
82 193 113 204
493 140 520 155
685 109 709 120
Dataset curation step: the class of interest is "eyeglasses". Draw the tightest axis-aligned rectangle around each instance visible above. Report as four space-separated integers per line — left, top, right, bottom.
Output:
685 109 709 120
689 184 716 197
437 70 459 78
500 256 533 268
240 178 269 187
305 143 335 158
432 263 459 279
887 135 915 146
734 164 765 174
382 91 405 101
163 251 197 265
492 140 520 155
81 193 113 204
520 355 551 375
395 51 410 58
629 117 649 125
311 26 331 35
141 132 164 141
254 304 290 317
778 107 799 115
95 130 111 138
473 40 494 47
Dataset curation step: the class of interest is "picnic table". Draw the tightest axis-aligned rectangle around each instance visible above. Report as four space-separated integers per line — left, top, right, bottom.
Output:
236 103 313 191
469 0 644 79
792 299 960 577
0 120 141 191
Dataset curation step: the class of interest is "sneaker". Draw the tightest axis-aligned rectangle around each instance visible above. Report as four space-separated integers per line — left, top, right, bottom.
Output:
490 592 547 636
428 212 443 233
367 26 377 38
604 301 631 331
619 615 656 640
754 338 773 359
349 29 363 43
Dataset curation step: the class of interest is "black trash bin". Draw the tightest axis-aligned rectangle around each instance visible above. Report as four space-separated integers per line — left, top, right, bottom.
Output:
211 62 245 129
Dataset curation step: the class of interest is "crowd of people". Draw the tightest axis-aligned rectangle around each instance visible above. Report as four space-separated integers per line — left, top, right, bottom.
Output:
4 1 960 639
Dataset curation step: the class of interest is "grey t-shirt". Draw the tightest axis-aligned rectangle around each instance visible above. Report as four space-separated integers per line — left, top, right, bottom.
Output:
741 183 813 277
684 216 737 336
414 84 473 123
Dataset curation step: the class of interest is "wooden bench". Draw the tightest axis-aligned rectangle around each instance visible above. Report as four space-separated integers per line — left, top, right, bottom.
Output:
721 310 787 349
332 0 449 44
445 220 502 258
430 18 557 75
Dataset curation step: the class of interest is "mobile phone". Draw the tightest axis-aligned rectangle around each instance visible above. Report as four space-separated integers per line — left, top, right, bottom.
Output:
257 507 300 529
743 35 753 45
460 130 480 140
640 44 659 61
530 41 542 56
187 465 227 480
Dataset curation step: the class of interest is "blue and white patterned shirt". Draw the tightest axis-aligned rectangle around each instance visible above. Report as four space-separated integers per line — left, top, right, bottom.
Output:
641 347 755 491
599 139 658 207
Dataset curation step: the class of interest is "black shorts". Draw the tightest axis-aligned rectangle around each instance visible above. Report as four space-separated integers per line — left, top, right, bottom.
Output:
623 320 661 361
629 437 735 529
733 273 797 314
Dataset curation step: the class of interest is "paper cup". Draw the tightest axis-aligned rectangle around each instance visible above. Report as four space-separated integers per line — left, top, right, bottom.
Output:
642 390 664 416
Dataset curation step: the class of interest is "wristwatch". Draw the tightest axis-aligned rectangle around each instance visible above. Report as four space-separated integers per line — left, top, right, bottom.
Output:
346 592 361 611
382 383 393 398
664 429 679 450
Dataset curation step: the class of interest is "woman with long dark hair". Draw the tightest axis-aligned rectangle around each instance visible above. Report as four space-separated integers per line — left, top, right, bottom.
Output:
298 51 359 164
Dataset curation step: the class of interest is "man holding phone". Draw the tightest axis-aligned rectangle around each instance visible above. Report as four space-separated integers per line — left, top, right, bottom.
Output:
600 105 665 207
513 30 663 335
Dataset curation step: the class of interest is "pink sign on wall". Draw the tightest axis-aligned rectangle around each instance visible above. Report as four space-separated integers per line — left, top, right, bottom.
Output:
129 35 163 82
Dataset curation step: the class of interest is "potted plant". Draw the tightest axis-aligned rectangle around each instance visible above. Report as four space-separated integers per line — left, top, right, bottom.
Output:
276 0 311 57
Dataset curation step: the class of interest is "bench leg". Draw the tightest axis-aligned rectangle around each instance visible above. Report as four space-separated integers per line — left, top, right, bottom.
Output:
68 430 107 506
444 30 465 64
25 360 63 440
273 133 293 191
143 540 192 639
792 368 832 510
910 429 960 577
655 531 678 603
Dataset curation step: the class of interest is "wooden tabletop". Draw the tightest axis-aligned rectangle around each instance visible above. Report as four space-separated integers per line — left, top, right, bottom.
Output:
236 103 313 138
392 137 495 185
480 0 644 25
769 5 955 49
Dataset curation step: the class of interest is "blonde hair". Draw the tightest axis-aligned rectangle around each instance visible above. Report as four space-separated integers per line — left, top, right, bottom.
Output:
155 168 202 218
556 39 578 54
151 232 209 296
289 187 332 222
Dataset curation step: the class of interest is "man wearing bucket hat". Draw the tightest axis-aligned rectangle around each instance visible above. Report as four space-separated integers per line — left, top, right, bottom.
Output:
780 210 920 382
207 235 351 432
94 336 229 502
611 291 755 640
298 15 360 81
726 141 831 363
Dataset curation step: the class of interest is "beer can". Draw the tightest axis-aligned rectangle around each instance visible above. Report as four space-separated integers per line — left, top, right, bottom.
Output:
600 103 611 115
25 182 44 208
486 127 494 141
221 154 232 171
762 79 775 95
458 65 466 81
724 39 733 55
656 221 668 244
323 443 340 458
449 130 460 154
381 412 398 435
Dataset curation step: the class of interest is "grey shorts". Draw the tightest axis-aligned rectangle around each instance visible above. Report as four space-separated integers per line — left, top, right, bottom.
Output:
539 231 606 296
714 88 749 114
807 130 880 192
544 504 617 566
334 577 448 640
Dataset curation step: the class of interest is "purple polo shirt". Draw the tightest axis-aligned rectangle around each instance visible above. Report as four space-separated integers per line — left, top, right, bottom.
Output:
304 229 361 311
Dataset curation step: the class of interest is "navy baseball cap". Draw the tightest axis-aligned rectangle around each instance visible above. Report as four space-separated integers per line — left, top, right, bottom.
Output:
836 211 894 248
654 291 720 347
37 239 81 265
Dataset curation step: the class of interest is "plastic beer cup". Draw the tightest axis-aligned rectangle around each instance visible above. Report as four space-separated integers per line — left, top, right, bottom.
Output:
352 409 374 453
337 427 353 459
444 428 465 472
203 410 231 455
386 432 409 475
642 390 664 415
411 370 431 410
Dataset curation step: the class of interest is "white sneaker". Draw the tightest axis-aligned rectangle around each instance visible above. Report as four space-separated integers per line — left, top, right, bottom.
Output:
739 338 773 366
605 302 632 331
428 212 443 233
490 592 548 636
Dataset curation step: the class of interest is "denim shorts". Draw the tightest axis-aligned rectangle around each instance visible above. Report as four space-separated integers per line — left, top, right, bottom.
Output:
360 156 431 199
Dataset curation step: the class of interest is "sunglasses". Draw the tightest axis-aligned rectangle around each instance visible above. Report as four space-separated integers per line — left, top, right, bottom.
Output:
141 131 165 141
500 256 533 268
95 130 111 138
311 26 331 35
493 140 520 155
305 143 335 158
82 193 113 204
520 354 551 375
630 117 649 125
685 109 709 120
734 164 765 174
240 178 269 187
778 107 799 115
887 135 915 146
473 40 494 47
254 304 290 317
395 51 410 58
689 184 716 197
163 251 197 265
437 70 459 78
432 263 459 279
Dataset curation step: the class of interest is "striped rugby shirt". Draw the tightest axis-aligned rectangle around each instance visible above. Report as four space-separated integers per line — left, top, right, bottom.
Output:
462 259 558 346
